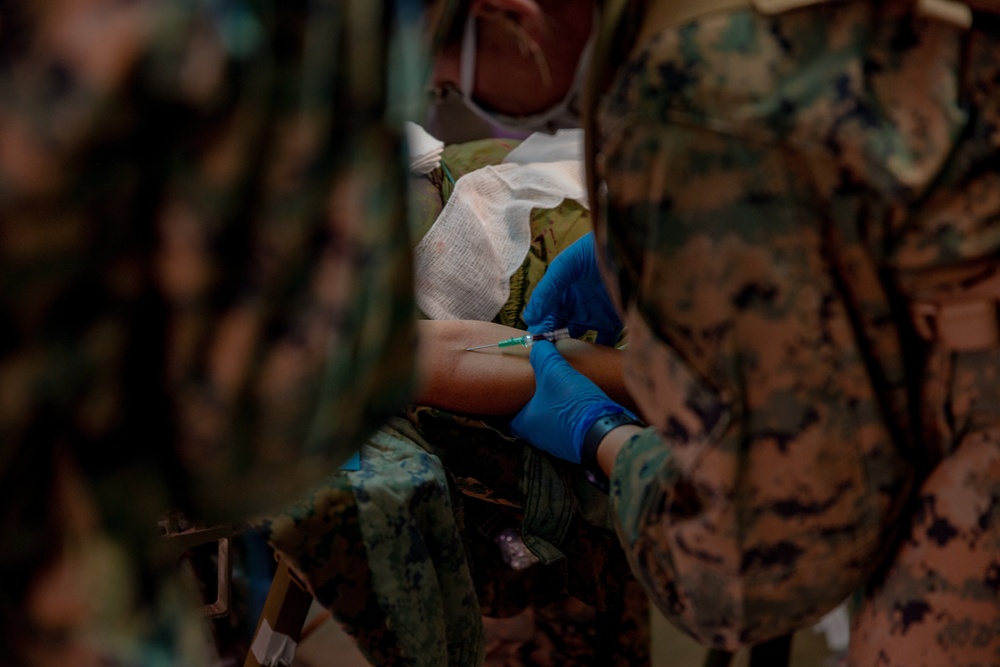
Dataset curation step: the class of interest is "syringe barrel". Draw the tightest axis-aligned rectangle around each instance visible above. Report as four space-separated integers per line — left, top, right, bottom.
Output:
521 328 570 348
539 328 570 342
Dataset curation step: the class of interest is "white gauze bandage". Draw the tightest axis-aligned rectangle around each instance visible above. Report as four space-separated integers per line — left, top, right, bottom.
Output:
415 129 587 322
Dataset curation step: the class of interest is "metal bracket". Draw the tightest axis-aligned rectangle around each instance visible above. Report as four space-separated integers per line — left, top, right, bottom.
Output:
160 513 234 618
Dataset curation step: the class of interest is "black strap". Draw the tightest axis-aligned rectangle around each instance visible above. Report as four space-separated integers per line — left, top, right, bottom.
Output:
580 411 641 492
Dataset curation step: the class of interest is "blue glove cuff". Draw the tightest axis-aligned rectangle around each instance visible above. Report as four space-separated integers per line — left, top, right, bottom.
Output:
571 402 624 462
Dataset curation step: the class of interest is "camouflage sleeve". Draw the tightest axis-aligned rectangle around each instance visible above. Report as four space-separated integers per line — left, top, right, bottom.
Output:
601 120 903 648
0 1 420 662
589 0 1000 658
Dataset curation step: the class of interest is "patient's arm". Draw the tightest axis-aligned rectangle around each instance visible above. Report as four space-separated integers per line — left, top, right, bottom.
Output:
414 319 633 416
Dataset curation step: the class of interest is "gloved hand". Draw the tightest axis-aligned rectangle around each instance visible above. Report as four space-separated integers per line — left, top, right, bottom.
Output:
523 232 623 345
510 340 626 464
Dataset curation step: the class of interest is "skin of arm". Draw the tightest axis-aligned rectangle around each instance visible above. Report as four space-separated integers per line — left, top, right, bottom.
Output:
594 424 642 479
413 319 635 416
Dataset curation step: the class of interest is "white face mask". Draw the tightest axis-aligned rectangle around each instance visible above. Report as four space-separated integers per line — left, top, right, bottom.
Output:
454 12 595 134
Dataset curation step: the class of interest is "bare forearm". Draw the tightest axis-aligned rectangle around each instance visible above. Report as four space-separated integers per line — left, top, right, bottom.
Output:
595 424 642 479
413 319 633 415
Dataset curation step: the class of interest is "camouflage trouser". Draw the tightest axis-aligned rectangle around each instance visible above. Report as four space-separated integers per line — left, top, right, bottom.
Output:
258 417 485 666
260 413 650 666
412 408 650 667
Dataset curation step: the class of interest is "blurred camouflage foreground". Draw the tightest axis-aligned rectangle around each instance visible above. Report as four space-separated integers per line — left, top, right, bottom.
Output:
0 0 422 663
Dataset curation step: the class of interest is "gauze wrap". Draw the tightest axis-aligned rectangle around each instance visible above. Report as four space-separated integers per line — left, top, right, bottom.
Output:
415 129 588 322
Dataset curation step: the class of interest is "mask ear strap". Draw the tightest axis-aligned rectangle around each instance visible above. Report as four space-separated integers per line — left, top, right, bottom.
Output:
459 13 478 96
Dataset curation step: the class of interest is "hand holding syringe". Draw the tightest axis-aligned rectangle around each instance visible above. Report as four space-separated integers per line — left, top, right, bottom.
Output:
466 328 571 352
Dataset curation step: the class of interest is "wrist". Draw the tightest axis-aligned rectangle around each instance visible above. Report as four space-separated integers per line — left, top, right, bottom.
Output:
580 412 642 490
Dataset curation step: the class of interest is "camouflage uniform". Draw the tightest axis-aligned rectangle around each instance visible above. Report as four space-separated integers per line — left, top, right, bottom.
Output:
0 0 416 663
261 137 650 666
592 0 1000 662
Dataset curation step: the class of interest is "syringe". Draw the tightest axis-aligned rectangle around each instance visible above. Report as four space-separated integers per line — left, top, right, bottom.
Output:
466 328 571 352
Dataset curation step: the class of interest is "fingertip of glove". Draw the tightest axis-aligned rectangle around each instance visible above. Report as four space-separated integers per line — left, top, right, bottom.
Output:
593 329 619 346
566 324 589 340
528 339 559 367
524 316 550 335
508 413 525 441
523 303 555 332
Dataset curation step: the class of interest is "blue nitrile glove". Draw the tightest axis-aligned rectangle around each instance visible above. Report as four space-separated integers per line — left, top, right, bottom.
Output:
510 340 626 464
524 232 623 346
